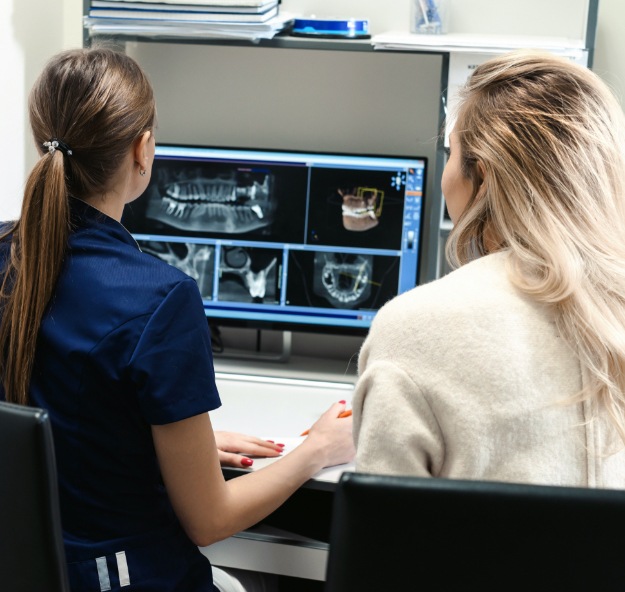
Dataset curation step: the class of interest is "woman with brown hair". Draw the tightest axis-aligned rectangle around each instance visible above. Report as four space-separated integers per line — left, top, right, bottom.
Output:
0 47 354 591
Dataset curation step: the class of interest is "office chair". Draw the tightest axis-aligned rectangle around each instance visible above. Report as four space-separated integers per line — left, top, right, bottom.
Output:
325 471 625 592
0 400 70 592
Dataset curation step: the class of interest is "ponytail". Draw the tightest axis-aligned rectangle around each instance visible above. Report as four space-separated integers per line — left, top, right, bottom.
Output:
0 46 156 405
0 147 70 404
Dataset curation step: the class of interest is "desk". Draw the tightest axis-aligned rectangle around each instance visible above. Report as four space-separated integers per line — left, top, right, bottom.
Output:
200 365 356 582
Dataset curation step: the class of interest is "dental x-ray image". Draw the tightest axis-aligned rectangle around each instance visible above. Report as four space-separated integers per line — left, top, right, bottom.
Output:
286 250 401 311
217 246 282 304
138 240 215 300
122 158 309 244
306 167 406 250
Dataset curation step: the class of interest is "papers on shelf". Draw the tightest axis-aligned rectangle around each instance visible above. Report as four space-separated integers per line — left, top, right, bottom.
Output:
92 0 277 13
372 31 587 58
84 11 296 41
90 0 279 22
89 7 279 23
100 0 276 5
249 437 355 483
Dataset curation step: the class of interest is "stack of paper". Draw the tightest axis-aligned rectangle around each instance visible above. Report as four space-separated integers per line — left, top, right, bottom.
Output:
85 0 295 41
372 32 586 56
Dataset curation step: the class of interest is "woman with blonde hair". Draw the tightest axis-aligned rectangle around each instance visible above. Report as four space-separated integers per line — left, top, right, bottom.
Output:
353 50 625 486
0 47 354 591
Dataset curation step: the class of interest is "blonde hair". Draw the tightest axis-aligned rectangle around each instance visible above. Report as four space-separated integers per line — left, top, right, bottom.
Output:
446 50 625 442
0 47 156 405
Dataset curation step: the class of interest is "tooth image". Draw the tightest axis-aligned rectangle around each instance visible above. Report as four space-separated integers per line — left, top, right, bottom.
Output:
250 204 264 219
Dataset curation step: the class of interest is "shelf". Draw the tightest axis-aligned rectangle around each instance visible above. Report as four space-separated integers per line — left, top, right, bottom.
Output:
85 26 374 53
200 525 329 581
85 18 589 58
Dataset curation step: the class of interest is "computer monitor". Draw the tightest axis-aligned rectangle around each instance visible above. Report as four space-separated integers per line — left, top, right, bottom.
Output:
121 144 427 336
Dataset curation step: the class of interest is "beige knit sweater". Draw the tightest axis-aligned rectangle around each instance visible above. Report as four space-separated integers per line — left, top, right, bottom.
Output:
353 251 625 487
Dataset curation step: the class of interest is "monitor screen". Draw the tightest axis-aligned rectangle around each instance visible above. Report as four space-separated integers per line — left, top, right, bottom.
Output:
122 145 427 335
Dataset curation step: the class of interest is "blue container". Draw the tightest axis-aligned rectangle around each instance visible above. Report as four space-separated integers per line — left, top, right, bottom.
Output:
291 18 370 39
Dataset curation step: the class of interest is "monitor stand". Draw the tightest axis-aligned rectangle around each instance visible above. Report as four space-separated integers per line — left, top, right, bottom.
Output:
212 328 292 363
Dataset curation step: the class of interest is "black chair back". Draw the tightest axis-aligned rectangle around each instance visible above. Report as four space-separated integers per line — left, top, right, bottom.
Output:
0 400 69 592
326 471 625 591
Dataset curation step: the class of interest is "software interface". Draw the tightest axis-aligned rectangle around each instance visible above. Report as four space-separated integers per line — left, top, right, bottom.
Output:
122 145 427 332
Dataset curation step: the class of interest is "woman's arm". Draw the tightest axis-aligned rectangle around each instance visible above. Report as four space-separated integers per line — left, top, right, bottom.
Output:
353 360 442 477
152 401 354 547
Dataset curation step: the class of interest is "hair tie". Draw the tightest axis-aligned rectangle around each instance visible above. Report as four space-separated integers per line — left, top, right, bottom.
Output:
43 139 73 157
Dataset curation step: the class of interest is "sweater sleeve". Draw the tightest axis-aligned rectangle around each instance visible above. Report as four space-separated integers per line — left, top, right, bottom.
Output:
353 359 444 477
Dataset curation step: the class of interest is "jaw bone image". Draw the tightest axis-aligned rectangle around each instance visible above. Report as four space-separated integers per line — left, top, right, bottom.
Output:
218 246 279 302
139 241 215 299
145 166 275 233
339 187 384 232
313 252 372 308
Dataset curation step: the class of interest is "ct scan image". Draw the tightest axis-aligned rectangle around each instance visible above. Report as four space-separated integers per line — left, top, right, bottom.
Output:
137 240 215 300
122 158 309 244
286 250 401 311
217 246 282 304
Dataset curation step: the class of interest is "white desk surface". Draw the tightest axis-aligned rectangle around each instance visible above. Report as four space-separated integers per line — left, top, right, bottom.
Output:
210 364 357 482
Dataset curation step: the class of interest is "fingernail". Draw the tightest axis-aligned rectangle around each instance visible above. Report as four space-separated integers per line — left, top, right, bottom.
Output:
277 443 285 448
241 458 254 467
339 400 346 404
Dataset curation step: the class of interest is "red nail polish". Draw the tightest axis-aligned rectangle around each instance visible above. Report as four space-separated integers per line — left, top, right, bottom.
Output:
277 443 285 448
241 458 254 467
339 400 346 404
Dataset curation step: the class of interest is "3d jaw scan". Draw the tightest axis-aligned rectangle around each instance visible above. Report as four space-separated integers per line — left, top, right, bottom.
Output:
339 187 384 232
145 167 276 234
313 252 372 308
219 246 278 301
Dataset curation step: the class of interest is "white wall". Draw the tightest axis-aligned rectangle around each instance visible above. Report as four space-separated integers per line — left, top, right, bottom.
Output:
282 0 589 38
1 0 624 221
0 0 82 221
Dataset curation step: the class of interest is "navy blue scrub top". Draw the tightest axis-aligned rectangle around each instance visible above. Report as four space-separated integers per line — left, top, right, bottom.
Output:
0 198 221 591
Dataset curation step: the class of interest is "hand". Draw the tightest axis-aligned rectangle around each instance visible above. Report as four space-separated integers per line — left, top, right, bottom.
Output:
214 431 284 468
301 401 356 469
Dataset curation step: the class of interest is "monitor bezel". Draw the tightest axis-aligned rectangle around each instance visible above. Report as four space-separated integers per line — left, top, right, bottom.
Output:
127 143 428 338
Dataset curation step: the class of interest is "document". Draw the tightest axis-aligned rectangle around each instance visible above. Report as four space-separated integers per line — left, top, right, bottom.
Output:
101 0 277 6
249 437 355 483
92 0 277 11
84 12 296 41
89 7 279 23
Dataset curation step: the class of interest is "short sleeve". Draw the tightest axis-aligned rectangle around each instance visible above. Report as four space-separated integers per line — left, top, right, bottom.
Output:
128 278 221 425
